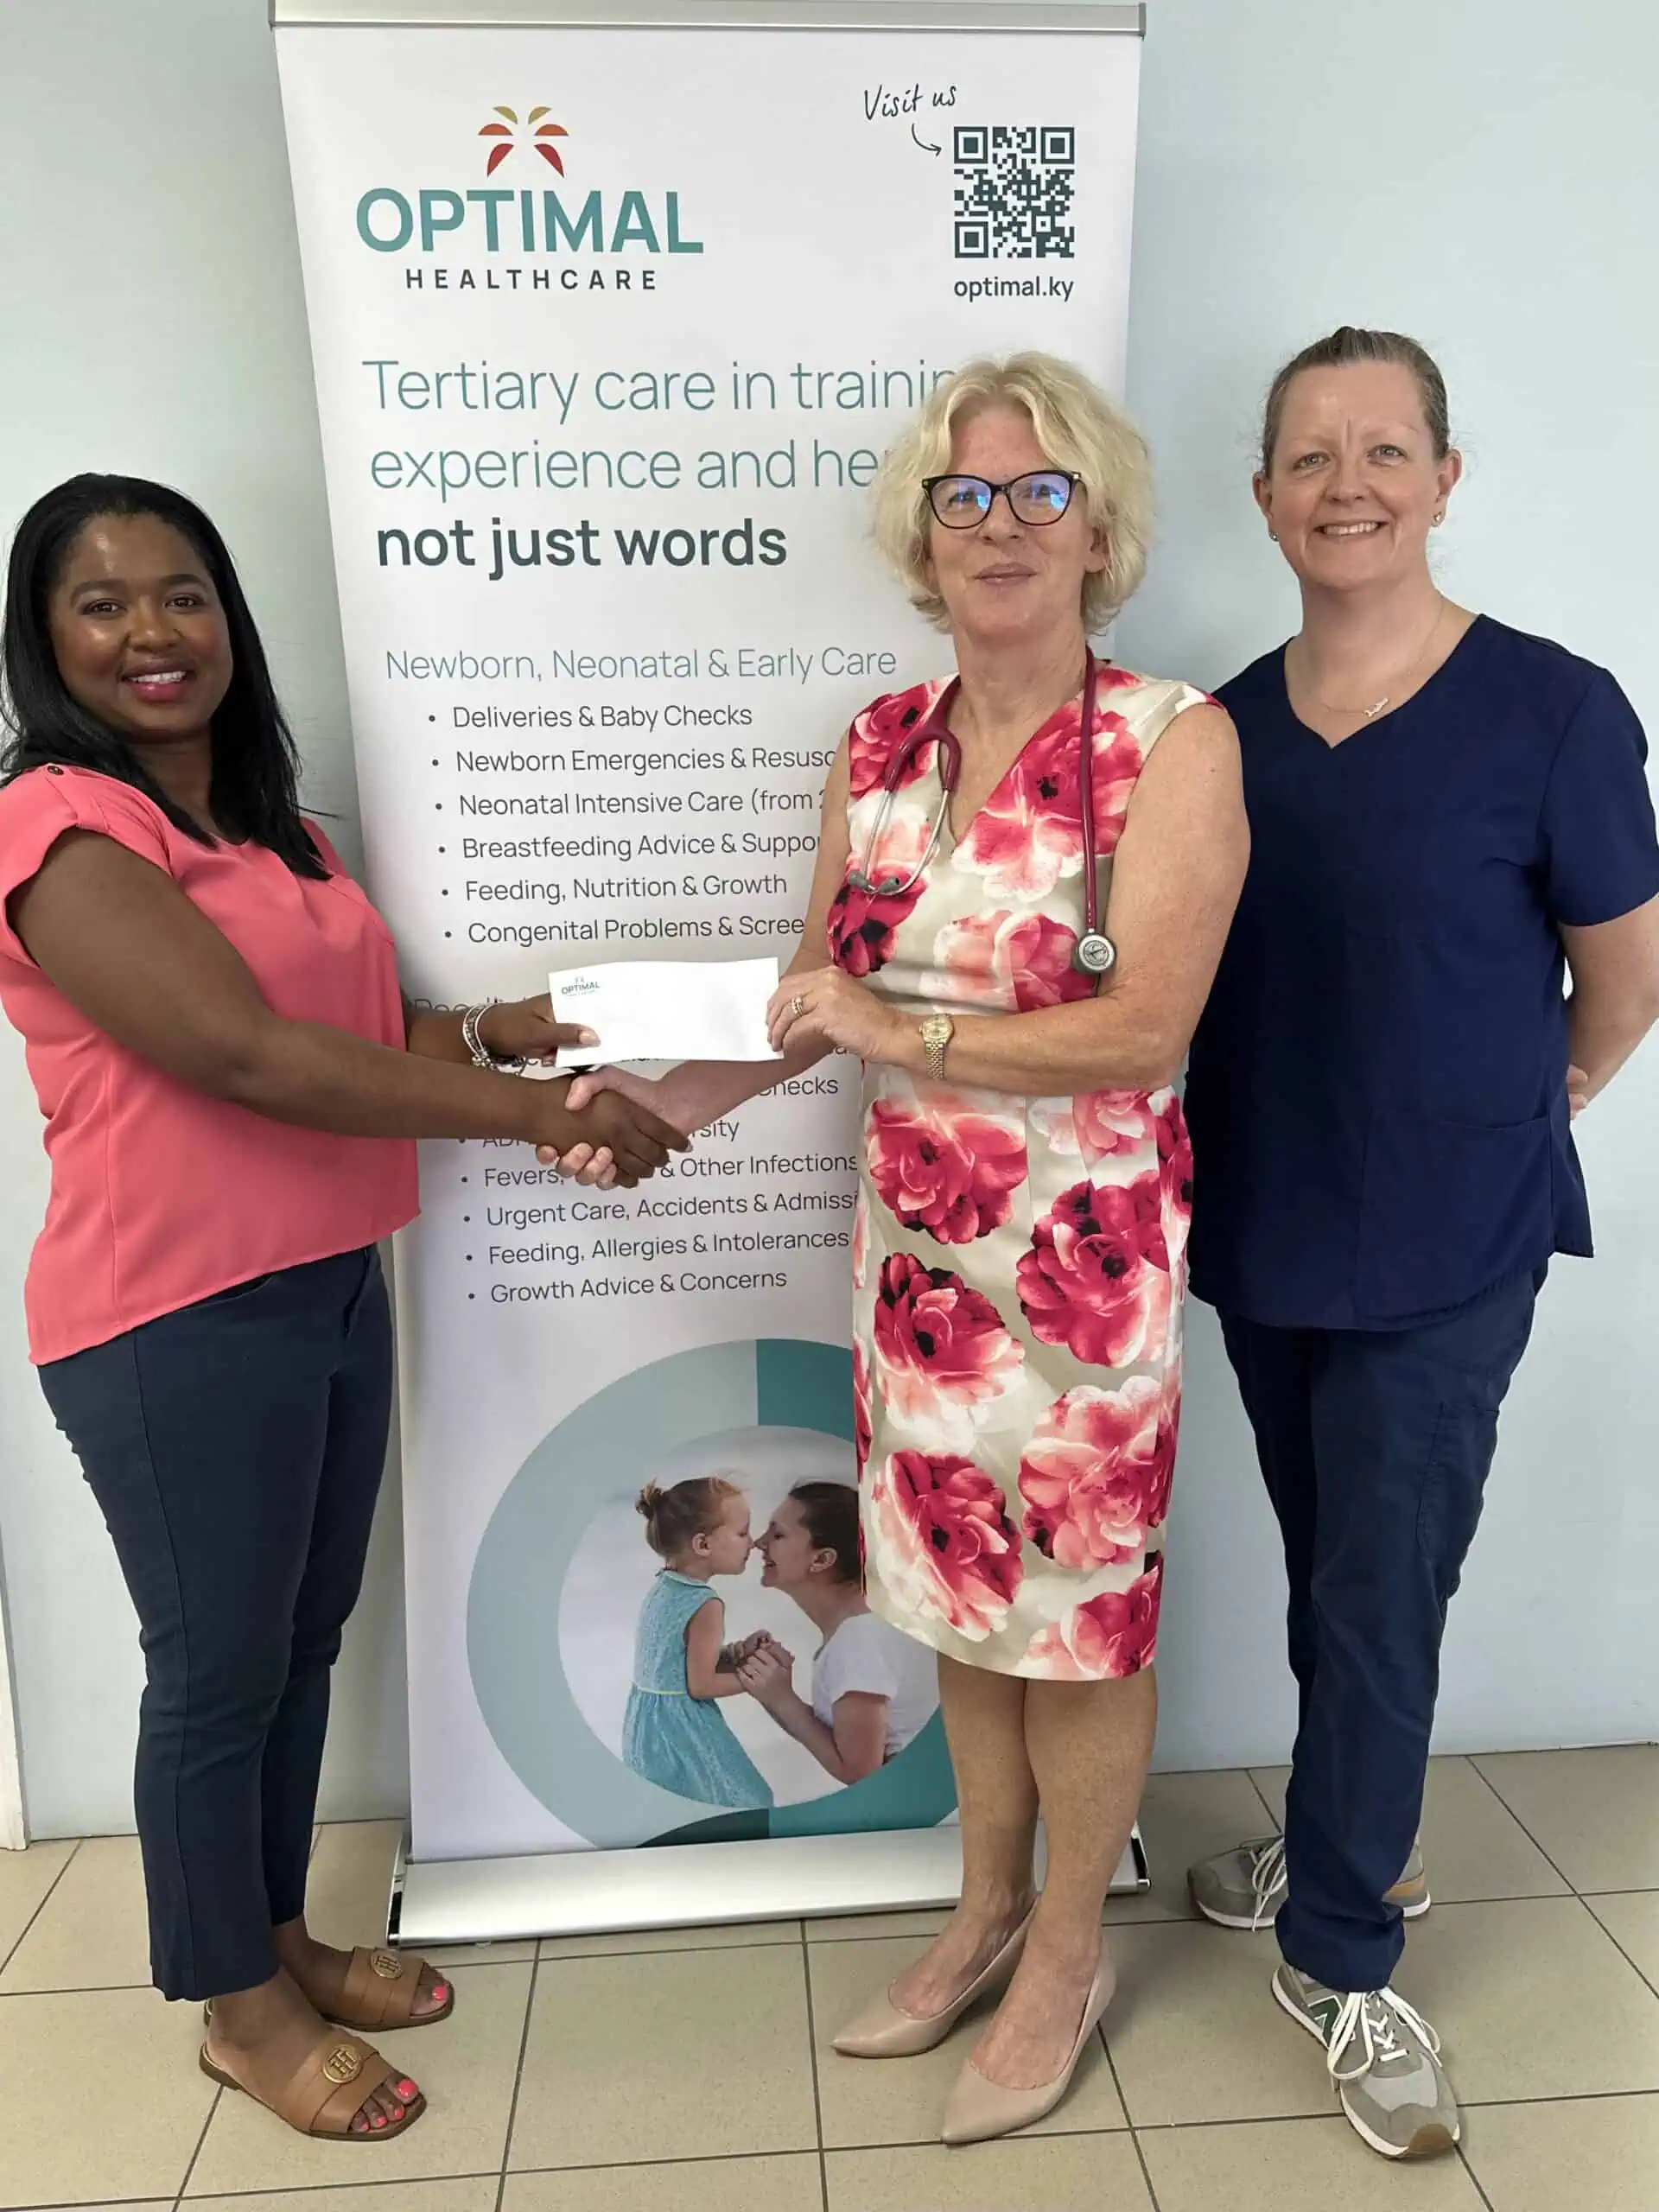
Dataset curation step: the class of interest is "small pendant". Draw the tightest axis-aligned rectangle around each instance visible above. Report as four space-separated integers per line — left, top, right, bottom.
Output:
1362 696 1390 721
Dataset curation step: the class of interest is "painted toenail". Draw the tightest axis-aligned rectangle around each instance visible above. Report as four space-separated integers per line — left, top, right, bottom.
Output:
432 1982 449 2002
397 2078 417 2098
371 2113 386 2128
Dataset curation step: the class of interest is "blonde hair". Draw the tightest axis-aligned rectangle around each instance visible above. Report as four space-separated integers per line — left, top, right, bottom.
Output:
635 1474 741 1561
1261 326 1452 471
871 352 1152 634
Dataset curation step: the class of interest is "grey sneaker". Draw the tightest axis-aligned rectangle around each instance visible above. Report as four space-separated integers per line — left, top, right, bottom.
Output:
1273 1963 1459 2159
1188 1834 1431 1932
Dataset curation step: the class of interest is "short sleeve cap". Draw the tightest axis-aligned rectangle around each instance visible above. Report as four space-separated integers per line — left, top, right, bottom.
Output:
816 1615 900 1707
1541 671 1659 928
0 768 173 966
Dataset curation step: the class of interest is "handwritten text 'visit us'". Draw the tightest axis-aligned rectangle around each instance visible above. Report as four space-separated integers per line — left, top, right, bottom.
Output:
863 82 957 121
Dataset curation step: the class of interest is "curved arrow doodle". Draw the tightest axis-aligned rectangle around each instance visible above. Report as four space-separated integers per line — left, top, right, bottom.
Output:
912 122 942 156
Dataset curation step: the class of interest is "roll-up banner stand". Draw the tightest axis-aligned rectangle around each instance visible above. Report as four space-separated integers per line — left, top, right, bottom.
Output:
271 0 1150 1944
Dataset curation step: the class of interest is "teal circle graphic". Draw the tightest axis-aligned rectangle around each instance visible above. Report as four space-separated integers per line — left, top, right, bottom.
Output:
467 1338 956 1848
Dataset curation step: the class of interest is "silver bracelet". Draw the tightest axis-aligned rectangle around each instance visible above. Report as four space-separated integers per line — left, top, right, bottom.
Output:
461 1003 526 1073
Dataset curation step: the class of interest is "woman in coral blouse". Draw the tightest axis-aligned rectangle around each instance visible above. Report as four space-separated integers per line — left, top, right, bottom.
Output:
0 474 683 2144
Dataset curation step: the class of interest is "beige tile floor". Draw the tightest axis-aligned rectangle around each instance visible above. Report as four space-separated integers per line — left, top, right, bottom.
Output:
1 1749 1655 2211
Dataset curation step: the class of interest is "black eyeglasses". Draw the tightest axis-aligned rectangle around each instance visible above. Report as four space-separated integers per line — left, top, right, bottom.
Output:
923 471 1081 528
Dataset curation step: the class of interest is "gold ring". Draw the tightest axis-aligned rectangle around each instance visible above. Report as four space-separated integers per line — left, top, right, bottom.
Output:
791 995 806 1016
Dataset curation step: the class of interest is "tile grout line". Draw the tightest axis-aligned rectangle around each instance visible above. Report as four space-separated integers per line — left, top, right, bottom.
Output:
1459 1764 1659 2003
1243 1768 1284 1832
1586 1909 1659 2005
1464 1758 1580 1892
0 1834 84 1980
162 2172 505 2206
1102 2024 1163 2210
537 1934 804 1963
1574 1893 1659 1999
1457 2139 1499 2212
1123 2088 1659 2132
798 1921 830 2212
171 2070 223 2210
511 2142 899 2176
9 1879 1617 1998
439 2096 1659 2179
1464 2088 1659 2112
0 1959 537 1998
170 2093 1627 2196
494 1949 542 2212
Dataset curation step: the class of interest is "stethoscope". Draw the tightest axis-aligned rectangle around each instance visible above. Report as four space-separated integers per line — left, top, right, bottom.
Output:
848 649 1117 976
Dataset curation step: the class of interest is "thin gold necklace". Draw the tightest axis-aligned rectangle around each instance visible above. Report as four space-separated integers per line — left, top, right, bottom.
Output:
1298 596 1449 723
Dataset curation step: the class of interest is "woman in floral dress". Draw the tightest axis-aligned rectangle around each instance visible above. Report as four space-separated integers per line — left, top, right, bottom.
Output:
564 353 1247 2141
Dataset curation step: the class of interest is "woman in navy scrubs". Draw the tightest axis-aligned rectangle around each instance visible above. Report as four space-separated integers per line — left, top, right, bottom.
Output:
1182 327 1659 2163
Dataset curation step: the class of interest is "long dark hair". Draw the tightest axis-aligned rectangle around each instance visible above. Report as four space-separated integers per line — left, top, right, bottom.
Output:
0 474 325 877
790 1481 861 1585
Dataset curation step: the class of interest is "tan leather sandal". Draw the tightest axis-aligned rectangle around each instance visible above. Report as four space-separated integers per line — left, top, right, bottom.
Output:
323 1944 454 2031
199 2025 426 2140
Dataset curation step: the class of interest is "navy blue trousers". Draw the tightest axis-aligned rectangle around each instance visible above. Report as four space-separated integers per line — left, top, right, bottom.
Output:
1218 1269 1541 1993
39 1248 392 2002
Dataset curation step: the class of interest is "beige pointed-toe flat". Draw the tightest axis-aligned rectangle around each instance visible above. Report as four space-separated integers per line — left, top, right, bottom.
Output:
939 1950 1117 2145
831 1904 1036 2059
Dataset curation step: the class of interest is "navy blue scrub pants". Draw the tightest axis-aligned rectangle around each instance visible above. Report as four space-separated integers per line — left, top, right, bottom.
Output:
39 1247 392 2003
1218 1269 1541 1995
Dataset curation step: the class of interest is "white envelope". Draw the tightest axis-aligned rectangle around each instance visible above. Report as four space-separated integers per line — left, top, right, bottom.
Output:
550 957 783 1065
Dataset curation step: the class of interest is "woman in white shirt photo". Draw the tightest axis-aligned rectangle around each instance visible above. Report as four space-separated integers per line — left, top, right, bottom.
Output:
740 1481 938 1783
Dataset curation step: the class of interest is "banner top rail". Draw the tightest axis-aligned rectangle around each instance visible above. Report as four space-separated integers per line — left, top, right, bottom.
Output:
271 0 1143 31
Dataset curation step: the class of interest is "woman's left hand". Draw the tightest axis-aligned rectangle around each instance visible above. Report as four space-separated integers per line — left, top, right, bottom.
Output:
737 1645 796 1710
478 995 598 1065
767 966 901 1060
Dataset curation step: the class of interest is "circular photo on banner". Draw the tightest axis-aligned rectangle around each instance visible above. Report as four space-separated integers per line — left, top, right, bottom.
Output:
468 1338 954 1851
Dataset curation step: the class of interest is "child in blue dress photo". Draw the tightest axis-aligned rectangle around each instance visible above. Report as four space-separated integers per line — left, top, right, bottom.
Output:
623 1475 777 1810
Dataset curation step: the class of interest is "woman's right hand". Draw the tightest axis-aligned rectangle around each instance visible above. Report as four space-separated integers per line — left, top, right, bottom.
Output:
537 1065 703 1178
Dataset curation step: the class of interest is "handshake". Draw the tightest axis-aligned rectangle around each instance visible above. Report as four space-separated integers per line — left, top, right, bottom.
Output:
477 994 705 1190
531 1073 689 1190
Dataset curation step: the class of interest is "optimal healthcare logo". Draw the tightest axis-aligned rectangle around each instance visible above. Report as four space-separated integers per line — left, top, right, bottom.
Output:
479 104 569 177
355 102 702 278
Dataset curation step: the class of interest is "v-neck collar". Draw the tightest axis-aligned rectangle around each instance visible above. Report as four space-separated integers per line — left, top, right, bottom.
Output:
937 677 1088 849
1278 613 1487 753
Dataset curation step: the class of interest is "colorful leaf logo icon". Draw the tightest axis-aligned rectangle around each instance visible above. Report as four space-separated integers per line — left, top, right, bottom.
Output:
479 105 569 177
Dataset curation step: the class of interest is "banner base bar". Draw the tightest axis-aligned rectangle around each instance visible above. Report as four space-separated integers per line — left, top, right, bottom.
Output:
388 1824 1149 1948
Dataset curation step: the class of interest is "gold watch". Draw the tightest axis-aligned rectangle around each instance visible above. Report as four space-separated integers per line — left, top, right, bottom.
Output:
919 1011 955 1083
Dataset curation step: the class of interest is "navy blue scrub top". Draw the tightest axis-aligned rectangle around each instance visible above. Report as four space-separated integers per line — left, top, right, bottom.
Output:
1185 615 1659 1330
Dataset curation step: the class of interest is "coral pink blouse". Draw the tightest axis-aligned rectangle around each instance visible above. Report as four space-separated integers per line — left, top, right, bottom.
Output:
0 765 418 1363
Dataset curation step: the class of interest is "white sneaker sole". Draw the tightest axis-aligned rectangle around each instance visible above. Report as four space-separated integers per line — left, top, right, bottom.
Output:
1192 1888 1432 1933
1271 1971 1459 2160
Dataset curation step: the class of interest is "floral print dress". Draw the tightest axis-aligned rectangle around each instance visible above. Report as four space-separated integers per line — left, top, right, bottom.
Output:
829 669 1205 1681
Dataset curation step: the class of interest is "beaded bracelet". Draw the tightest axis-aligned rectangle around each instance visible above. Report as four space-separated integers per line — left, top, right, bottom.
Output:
461 1003 526 1073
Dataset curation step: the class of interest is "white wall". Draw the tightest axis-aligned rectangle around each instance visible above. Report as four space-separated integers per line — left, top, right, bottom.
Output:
1116 0 1659 1766
0 0 1653 1836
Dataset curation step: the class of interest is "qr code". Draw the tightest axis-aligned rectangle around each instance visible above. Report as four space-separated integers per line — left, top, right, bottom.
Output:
954 124 1076 259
